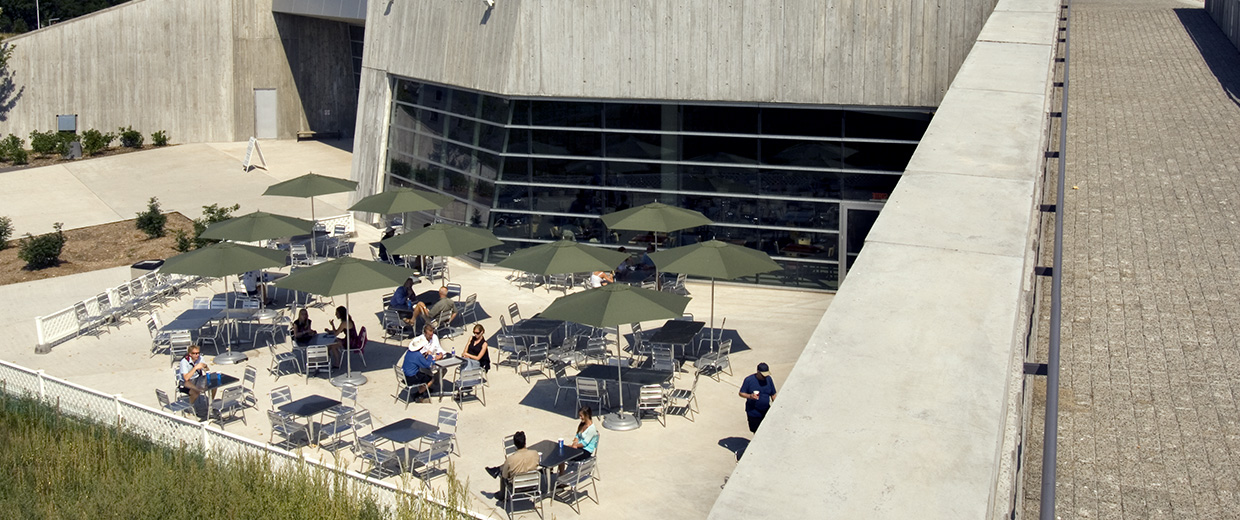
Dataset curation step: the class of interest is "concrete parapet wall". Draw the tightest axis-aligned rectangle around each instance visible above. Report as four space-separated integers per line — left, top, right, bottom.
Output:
0 0 355 143
708 0 1059 518
1207 0 1240 51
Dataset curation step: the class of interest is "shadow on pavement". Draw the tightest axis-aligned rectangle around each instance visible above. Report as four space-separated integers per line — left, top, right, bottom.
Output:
1176 8 1240 107
718 436 750 461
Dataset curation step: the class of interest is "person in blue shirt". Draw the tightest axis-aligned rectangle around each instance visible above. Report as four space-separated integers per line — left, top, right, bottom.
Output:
400 342 437 403
391 277 417 311
738 362 777 433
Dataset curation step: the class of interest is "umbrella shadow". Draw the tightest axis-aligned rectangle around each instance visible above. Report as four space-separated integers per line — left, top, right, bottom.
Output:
718 436 750 461
517 379 579 417
345 339 410 373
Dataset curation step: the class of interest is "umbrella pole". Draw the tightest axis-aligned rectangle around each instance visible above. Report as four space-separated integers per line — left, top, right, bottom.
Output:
331 293 368 387
310 198 317 260
711 277 717 353
214 274 250 365
603 328 641 431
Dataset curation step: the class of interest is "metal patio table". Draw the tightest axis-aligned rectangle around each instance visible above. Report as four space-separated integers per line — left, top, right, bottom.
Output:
160 308 223 333
509 318 566 347
648 320 705 359
433 355 464 402
372 417 440 469
278 394 341 440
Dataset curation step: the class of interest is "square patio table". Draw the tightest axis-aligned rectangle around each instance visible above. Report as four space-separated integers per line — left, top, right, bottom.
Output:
649 320 705 359
529 439 587 469
434 355 464 402
372 417 440 470
160 309 222 333
576 365 673 387
509 318 565 347
278 394 341 438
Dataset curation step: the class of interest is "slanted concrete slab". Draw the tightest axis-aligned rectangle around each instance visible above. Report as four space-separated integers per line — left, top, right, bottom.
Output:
994 0 1061 14
0 164 123 235
867 172 1037 258
951 41 1055 95
978 11 1061 45
711 242 1024 519
906 89 1047 182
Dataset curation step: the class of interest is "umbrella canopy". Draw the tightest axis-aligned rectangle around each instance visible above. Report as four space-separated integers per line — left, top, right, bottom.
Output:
262 172 359 198
160 242 289 278
648 240 782 345
199 211 315 242
496 240 630 276
600 202 712 233
539 283 690 329
348 188 453 215
382 223 504 258
272 256 417 297
647 240 782 280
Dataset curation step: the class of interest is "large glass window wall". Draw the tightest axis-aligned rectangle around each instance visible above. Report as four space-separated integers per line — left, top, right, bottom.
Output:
383 77 932 290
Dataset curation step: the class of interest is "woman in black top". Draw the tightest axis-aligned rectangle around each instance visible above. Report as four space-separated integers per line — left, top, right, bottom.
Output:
292 308 314 344
460 324 491 372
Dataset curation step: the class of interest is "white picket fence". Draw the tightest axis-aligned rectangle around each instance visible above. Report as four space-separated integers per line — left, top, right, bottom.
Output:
0 358 485 519
316 214 355 236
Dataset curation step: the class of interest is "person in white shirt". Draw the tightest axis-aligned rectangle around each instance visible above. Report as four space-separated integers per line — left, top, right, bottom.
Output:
175 345 216 405
589 270 614 288
241 270 270 304
418 324 447 358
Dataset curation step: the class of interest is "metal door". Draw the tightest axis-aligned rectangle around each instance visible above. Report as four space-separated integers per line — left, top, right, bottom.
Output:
254 89 277 139
838 201 884 282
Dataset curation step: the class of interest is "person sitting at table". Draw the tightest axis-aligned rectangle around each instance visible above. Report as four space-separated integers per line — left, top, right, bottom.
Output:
241 270 271 305
558 405 599 474
175 345 215 418
485 430 541 499
378 226 402 264
638 244 657 271
400 340 437 403
292 308 315 345
415 324 447 358
407 286 457 329
589 270 614 288
460 324 491 372
324 305 358 368
390 277 417 315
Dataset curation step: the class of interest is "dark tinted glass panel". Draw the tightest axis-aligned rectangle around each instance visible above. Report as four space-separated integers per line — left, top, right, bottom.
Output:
394 80 420 104
839 172 901 201
531 130 603 157
532 158 601 186
682 136 758 164
451 91 479 118
759 169 839 199
761 108 843 137
438 141 479 173
845 111 931 140
492 212 534 239
420 84 449 109
416 109 445 136
606 162 670 190
506 128 530 155
479 123 505 152
447 115 477 144
511 100 531 125
441 168 472 200
680 165 757 195
439 200 470 224
387 127 418 158
480 95 510 124
496 184 530 211
499 157 528 182
471 179 495 207
530 101 602 127
682 105 758 133
841 142 918 172
761 139 849 168
477 151 501 180
604 103 665 130
605 133 674 161
350 41 364 57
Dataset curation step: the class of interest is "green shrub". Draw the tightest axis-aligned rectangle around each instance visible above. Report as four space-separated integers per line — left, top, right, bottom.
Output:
173 229 193 252
184 203 239 250
0 216 12 250
18 222 66 269
55 132 77 156
0 134 25 164
118 126 143 148
28 129 57 156
80 129 117 156
151 130 169 146
135 197 167 239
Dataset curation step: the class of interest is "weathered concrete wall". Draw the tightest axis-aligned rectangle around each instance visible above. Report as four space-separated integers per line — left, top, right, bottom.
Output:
709 0 1060 518
0 0 356 143
363 0 998 107
1207 0 1240 51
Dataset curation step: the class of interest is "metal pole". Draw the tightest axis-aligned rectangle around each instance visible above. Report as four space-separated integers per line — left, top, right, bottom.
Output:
35 0 41 30
1040 1 1070 519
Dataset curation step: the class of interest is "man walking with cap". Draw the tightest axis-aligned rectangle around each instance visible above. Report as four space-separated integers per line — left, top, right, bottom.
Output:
739 362 777 433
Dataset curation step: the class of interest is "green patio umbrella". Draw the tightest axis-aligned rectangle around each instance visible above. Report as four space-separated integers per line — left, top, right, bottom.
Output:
601 202 712 289
262 172 359 257
199 211 315 243
648 240 782 346
600 201 712 234
539 283 690 431
347 188 453 215
273 257 418 387
382 223 503 283
496 240 630 279
160 242 289 364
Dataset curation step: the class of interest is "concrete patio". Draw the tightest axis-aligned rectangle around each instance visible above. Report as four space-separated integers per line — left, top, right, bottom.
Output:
0 141 832 519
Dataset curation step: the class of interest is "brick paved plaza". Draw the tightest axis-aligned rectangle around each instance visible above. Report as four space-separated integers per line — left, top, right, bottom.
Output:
1024 0 1240 518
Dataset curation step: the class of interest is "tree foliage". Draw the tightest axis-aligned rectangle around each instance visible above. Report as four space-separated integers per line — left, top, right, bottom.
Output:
0 1 130 34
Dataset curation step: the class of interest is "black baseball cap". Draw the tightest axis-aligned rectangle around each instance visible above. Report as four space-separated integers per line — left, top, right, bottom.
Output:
757 362 770 376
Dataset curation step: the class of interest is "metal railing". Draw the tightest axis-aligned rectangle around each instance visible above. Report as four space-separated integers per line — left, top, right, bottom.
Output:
0 358 485 519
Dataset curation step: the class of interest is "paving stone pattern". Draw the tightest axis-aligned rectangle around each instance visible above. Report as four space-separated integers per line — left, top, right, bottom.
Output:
1023 1 1240 519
